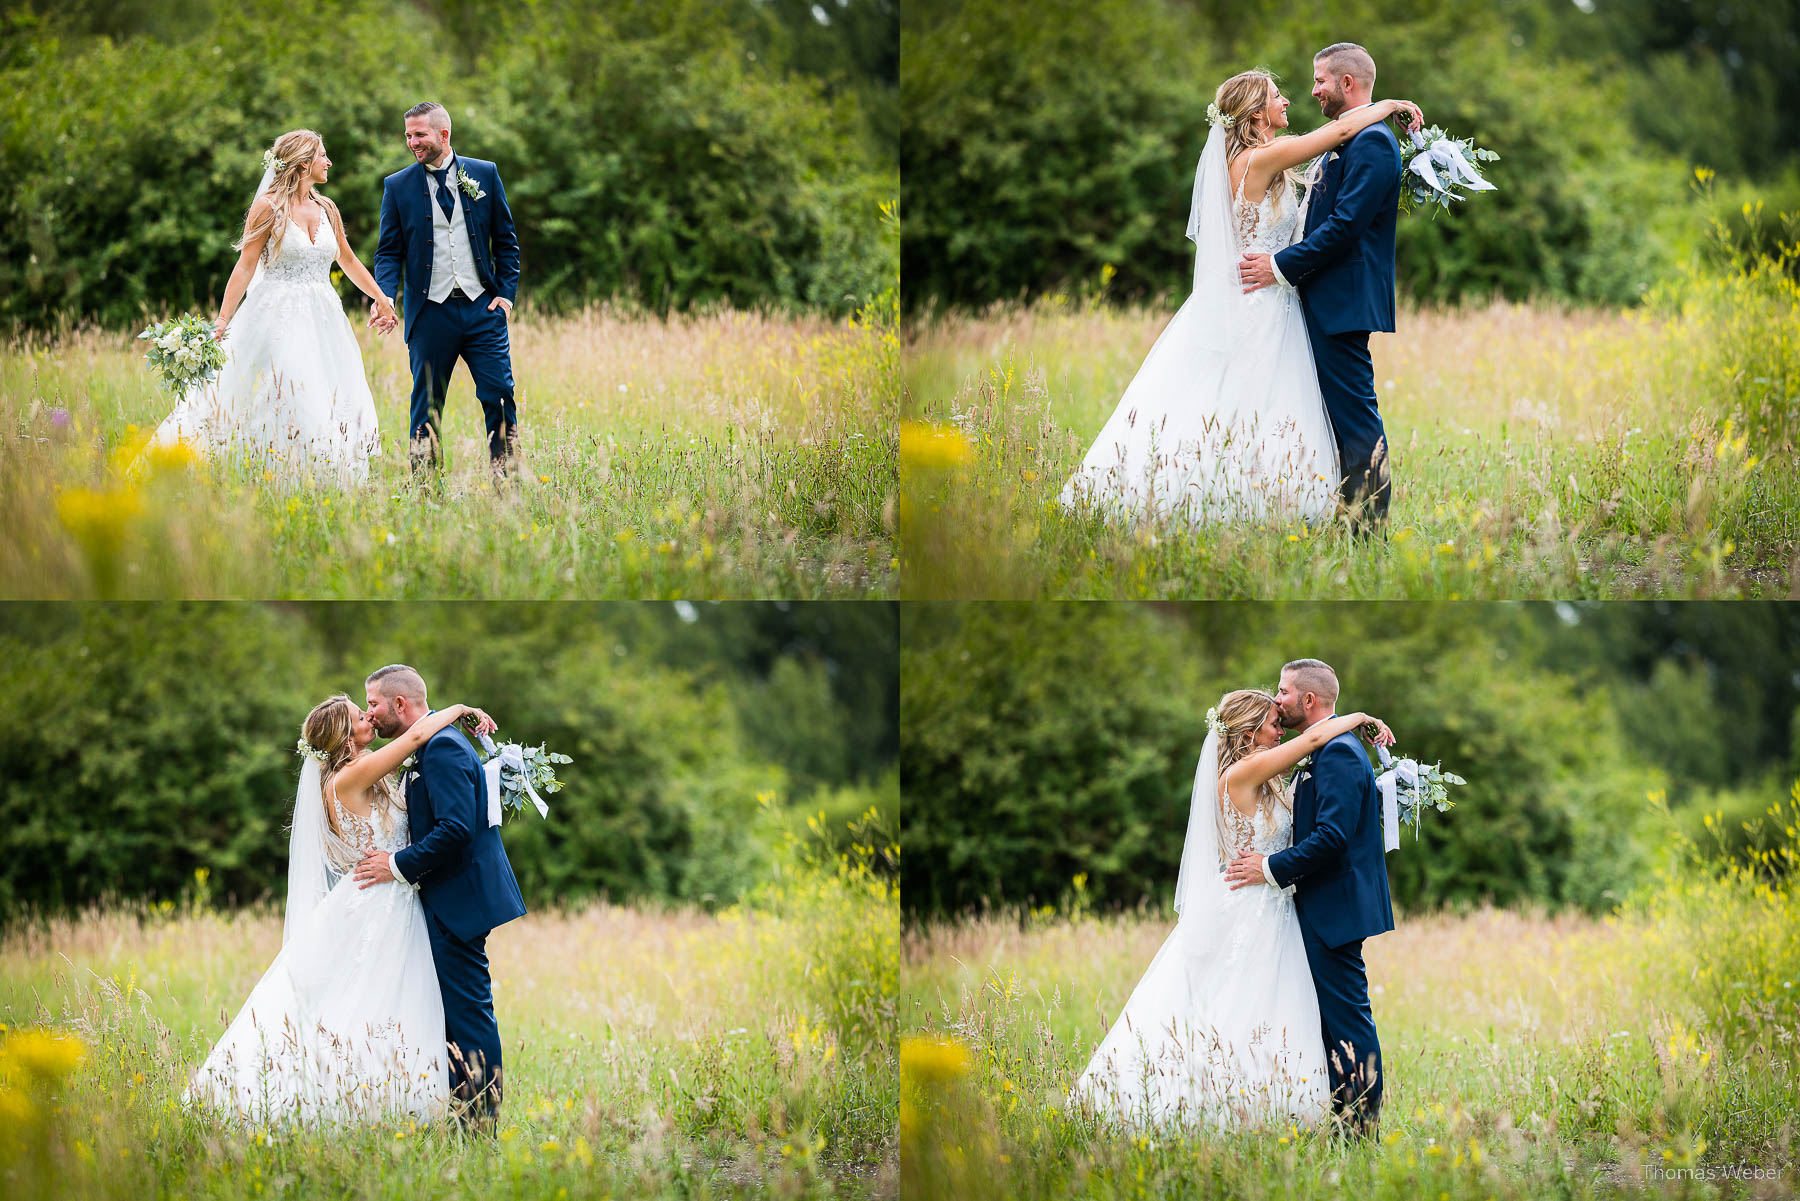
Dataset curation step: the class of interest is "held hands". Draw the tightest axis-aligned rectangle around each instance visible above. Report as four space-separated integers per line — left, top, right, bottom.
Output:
1391 99 1424 133
459 706 498 738
369 296 398 335
1361 716 1397 748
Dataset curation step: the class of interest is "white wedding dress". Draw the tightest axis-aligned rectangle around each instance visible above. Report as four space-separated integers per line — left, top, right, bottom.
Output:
1059 134 1339 524
150 211 380 486
1067 747 1329 1130
184 767 447 1125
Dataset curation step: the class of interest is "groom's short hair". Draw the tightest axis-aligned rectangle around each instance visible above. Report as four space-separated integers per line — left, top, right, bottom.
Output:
1282 658 1340 706
1315 42 1376 88
404 101 450 132
366 664 428 705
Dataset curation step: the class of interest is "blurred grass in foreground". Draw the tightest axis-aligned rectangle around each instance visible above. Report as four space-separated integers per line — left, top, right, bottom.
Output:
900 787 1800 1199
2 295 899 599
901 222 1798 599
0 806 899 1200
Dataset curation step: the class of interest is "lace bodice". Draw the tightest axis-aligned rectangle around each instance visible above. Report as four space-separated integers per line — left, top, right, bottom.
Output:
1232 153 1304 256
1219 789 1294 859
326 786 408 870
258 215 338 287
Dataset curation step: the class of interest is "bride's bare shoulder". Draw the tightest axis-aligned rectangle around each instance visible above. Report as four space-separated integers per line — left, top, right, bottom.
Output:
1220 752 1271 814
326 761 378 817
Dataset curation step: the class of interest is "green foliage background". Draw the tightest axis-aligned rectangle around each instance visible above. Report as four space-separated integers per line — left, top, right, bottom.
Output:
900 602 1800 922
0 602 899 925
0 0 899 330
901 0 1800 311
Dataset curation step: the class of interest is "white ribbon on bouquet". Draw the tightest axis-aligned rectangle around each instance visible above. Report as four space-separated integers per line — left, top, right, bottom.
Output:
1374 743 1415 853
1406 129 1496 200
477 732 549 827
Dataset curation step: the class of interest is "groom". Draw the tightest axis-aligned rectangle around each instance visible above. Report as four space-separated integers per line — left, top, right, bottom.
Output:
373 101 522 474
354 663 527 1126
1223 658 1393 1136
1239 43 1401 534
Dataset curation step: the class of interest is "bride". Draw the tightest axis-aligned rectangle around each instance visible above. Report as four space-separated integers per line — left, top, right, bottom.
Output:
1058 72 1420 524
183 694 495 1124
1066 688 1393 1129
150 129 395 486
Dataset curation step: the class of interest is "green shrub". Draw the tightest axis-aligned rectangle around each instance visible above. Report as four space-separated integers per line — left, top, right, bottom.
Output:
1626 783 1800 1052
902 0 1698 312
742 796 899 1052
1648 184 1800 447
1672 776 1797 875
0 0 897 330
900 603 1666 922
0 603 894 925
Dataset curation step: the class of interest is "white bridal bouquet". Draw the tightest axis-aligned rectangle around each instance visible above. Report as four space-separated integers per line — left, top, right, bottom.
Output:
1375 742 1466 850
137 314 227 392
1397 124 1498 215
476 732 569 825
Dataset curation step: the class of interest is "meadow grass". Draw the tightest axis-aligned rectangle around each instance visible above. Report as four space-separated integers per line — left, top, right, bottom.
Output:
1 297 898 599
0 835 900 1200
899 790 1800 1199
900 266 1799 598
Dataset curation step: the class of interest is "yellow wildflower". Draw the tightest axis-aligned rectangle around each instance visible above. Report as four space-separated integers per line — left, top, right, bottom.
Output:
899 422 973 471
900 1035 971 1085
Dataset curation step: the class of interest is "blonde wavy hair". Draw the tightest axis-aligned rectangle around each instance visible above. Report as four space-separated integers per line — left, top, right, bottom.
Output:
301 694 397 839
1209 688 1292 862
239 129 341 266
1212 69 1304 209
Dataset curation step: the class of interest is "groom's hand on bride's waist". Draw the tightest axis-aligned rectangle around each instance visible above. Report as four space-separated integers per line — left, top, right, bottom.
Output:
1224 849 1271 890
1238 253 1277 294
354 851 397 889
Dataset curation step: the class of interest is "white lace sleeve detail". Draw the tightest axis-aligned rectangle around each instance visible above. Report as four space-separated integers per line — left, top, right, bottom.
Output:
1231 150 1259 247
1220 792 1257 858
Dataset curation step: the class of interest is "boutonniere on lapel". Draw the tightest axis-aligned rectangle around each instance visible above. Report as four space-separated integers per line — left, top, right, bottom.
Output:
1289 755 1311 782
456 168 486 202
400 754 416 772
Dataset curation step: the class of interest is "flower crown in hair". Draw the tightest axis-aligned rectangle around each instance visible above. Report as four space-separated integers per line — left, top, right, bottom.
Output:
1205 707 1227 738
263 148 285 174
295 737 328 763
1206 102 1236 130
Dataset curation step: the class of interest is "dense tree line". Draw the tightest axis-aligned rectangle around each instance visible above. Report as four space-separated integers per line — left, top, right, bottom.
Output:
0 602 897 925
901 0 1798 313
901 603 1800 923
0 0 898 330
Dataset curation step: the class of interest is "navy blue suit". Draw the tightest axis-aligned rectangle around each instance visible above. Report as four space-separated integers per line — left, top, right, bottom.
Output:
1265 728 1393 1127
1273 121 1401 528
373 155 521 466
392 720 527 1115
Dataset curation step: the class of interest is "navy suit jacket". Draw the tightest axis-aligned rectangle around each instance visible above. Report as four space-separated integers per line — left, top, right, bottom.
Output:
373 156 521 341
1273 122 1400 338
392 721 527 943
1266 729 1395 949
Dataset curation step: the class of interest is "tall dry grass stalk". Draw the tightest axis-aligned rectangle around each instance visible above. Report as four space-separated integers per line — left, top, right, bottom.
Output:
2 298 898 599
0 882 900 1199
900 794 1800 1199
902 292 1797 599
